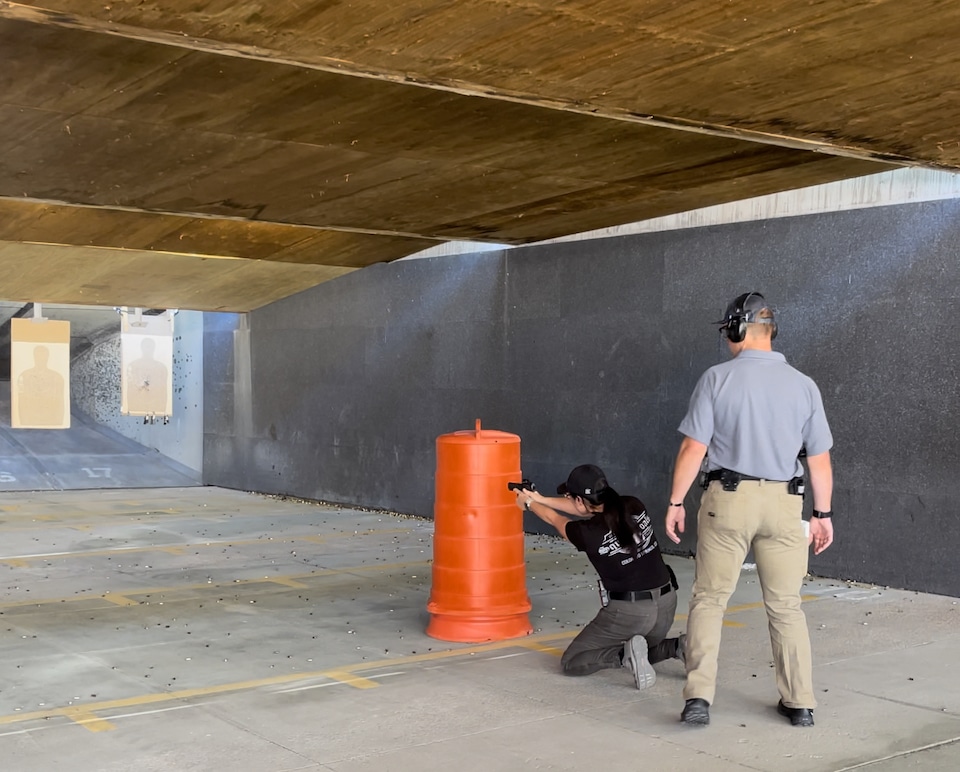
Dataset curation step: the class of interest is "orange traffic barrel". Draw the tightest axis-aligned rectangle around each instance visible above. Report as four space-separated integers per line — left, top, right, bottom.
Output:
427 419 533 642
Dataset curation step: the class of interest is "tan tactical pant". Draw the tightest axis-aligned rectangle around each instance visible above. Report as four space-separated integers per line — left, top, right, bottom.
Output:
683 479 815 709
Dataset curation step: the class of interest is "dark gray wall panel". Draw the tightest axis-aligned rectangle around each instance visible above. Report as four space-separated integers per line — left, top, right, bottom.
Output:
814 487 960 598
201 320 240 438
497 233 669 541
206 252 510 514
204 198 960 596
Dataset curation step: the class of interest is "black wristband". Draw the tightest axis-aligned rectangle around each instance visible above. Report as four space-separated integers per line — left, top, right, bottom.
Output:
669 502 683 507
811 509 833 519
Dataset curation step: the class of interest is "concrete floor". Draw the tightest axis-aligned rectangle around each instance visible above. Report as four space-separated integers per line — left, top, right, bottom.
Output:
0 383 200 493
0 486 957 771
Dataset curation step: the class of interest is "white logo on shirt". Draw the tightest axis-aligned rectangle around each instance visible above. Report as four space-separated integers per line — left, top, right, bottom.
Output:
597 511 656 563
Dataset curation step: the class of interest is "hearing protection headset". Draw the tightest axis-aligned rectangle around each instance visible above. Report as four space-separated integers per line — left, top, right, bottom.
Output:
718 291 778 343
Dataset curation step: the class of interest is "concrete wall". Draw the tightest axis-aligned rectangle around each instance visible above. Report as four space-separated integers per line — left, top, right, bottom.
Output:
72 310 205 473
204 198 960 597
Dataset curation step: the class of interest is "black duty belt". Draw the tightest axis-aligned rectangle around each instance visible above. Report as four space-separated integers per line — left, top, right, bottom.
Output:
608 582 672 602
706 469 775 483
704 468 804 495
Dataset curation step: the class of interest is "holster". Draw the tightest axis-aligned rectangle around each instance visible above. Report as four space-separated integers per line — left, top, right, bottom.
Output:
703 469 746 491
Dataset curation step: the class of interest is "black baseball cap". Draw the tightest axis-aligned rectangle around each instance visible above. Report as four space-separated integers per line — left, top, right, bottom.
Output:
557 464 609 498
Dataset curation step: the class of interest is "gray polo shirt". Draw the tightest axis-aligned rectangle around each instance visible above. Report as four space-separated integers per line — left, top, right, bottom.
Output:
678 350 833 480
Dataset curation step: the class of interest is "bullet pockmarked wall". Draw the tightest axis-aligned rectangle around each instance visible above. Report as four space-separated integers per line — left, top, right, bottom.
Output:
203 199 960 597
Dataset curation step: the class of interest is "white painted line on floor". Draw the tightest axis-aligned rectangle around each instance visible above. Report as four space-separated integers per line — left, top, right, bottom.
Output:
833 735 960 771
89 704 200 722
0 703 198 738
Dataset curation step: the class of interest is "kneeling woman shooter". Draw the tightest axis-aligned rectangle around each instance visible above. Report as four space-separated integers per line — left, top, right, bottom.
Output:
516 464 684 689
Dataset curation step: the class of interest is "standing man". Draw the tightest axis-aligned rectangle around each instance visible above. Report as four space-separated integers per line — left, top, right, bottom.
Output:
665 291 835 728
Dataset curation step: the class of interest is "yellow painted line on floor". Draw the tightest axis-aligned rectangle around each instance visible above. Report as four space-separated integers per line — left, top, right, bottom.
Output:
0 507 185 531
516 640 566 657
323 670 379 689
325 631 580 677
300 528 411 543
0 528 415 565
101 593 139 607
119 502 182 511
264 577 309 589
59 709 116 732
0 507 398 529
0 631 576 732
0 677 309 731
0 594 824 733
0 559 434 611
674 594 820 628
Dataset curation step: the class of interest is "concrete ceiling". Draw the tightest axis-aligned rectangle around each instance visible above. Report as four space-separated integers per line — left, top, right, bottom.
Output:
2 1 957 312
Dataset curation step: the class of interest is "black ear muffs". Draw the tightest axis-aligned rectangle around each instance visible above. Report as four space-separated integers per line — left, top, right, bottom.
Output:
726 314 748 343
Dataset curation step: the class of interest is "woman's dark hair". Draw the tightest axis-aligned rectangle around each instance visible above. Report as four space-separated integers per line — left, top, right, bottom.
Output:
589 486 641 557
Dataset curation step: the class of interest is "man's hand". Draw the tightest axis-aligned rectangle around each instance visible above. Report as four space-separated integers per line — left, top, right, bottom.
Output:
665 504 686 544
809 516 834 554
665 437 706 544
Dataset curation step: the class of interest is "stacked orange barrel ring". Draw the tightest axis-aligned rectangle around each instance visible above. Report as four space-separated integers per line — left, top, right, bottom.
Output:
427 419 533 642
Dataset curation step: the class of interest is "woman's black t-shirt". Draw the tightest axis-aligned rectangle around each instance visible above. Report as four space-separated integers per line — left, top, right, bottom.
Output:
563 496 671 593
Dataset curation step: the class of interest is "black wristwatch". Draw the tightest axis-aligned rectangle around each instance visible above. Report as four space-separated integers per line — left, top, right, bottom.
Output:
811 509 833 519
